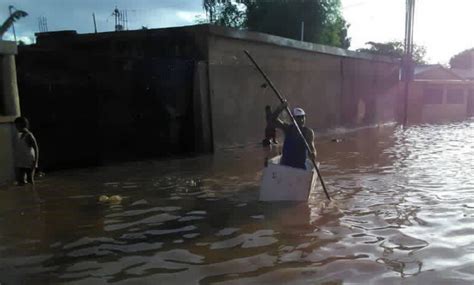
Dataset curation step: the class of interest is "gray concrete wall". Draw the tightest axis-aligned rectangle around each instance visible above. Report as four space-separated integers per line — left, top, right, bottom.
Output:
0 41 19 185
206 29 400 148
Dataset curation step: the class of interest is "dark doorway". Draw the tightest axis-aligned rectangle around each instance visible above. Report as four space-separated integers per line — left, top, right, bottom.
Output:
99 58 196 163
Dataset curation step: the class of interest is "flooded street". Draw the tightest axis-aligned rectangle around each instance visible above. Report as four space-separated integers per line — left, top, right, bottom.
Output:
1 121 474 284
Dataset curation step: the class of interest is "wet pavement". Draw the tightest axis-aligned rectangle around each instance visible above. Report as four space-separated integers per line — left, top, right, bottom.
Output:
1 120 474 284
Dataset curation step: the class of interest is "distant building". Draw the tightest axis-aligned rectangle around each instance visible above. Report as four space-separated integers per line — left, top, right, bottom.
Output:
406 64 474 124
0 41 21 184
414 64 464 81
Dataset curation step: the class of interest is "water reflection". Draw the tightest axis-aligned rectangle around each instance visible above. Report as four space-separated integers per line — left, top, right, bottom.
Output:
1 121 474 284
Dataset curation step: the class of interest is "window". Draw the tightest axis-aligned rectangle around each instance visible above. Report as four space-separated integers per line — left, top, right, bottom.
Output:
447 88 464 104
423 87 443 104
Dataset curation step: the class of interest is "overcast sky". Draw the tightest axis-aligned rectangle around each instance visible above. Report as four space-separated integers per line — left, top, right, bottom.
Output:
1 0 474 64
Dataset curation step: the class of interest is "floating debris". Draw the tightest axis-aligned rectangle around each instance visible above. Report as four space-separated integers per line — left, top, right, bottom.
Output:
99 195 110 203
109 195 123 204
99 195 123 204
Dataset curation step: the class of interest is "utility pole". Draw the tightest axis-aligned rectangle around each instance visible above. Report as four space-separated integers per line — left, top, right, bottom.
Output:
8 6 17 42
93 13 98 33
300 21 305 41
402 0 415 125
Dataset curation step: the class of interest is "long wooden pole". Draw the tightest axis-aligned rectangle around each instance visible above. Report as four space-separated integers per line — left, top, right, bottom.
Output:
244 50 331 200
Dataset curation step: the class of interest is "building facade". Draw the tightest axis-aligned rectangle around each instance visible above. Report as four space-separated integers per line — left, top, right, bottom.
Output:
406 65 474 124
407 80 474 124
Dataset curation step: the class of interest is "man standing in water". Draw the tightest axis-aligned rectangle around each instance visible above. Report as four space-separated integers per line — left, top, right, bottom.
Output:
271 101 316 169
262 105 278 146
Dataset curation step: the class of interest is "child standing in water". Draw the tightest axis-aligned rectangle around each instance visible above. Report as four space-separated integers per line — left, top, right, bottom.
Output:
14 117 39 185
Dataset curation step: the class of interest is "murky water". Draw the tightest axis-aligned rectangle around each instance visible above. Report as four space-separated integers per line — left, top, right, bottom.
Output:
1 121 474 284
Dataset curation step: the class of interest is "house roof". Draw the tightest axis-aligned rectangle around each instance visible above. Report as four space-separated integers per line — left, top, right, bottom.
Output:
450 68 474 80
414 64 464 80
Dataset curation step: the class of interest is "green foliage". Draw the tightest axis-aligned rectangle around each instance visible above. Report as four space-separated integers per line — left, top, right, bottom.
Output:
319 0 350 48
0 9 28 39
449 48 474 69
201 0 350 49
202 0 245 28
214 2 246 28
357 41 427 64
318 12 350 48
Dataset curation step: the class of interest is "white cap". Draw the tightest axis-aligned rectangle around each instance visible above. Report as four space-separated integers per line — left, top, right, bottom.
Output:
292 107 306 117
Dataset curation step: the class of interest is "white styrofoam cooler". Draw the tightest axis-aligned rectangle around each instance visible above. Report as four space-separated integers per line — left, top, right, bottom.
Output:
259 156 319 201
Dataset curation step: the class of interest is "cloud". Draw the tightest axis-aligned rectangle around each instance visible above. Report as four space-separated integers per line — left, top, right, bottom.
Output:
2 31 35 44
176 11 206 24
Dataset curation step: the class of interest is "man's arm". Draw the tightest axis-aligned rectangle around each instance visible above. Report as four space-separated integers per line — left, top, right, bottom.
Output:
271 101 290 131
304 128 317 161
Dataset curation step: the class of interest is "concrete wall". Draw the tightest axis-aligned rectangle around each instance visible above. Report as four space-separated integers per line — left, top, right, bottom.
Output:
17 26 211 169
407 80 473 124
15 25 403 168
0 41 20 185
206 28 400 148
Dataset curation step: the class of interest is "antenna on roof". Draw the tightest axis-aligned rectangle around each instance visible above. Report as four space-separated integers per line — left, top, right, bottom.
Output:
38 16 48 33
112 6 129 31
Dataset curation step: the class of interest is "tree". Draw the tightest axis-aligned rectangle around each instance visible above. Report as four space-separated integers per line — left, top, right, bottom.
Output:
203 0 219 24
202 0 245 28
0 9 28 39
357 41 427 64
201 0 350 48
449 48 474 69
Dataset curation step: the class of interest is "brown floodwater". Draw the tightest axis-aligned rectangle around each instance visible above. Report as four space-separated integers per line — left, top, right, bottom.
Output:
1 121 474 284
